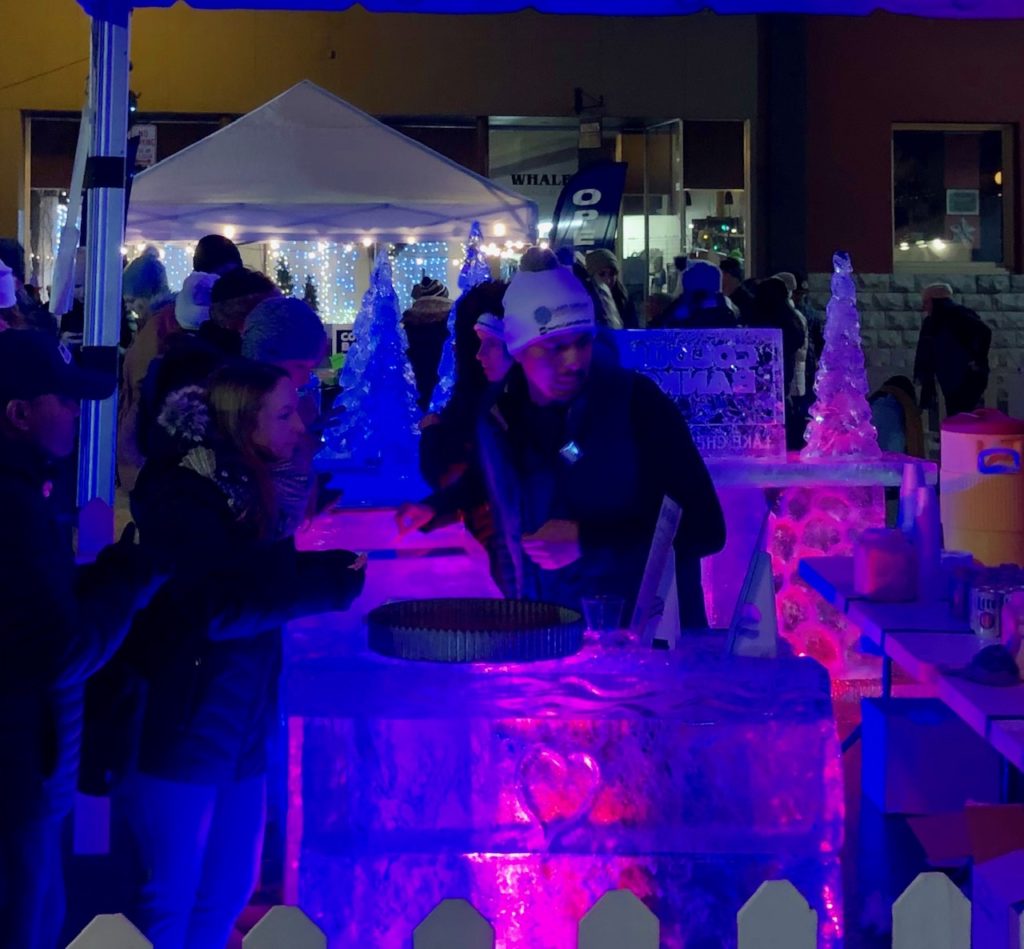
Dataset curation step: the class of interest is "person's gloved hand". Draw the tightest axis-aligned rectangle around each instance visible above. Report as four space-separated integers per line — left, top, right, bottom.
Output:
522 519 581 570
295 548 367 614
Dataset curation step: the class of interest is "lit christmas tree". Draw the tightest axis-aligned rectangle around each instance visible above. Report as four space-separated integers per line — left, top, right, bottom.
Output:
801 252 880 458
322 252 420 469
428 221 492 413
303 273 319 313
275 258 294 297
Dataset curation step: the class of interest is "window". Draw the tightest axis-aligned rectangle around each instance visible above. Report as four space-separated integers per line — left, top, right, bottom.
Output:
893 124 1013 270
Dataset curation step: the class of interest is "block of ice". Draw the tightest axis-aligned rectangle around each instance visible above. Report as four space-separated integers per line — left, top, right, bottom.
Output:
284 626 844 948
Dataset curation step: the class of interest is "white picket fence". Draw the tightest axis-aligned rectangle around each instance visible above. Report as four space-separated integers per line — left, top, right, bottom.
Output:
65 872 999 949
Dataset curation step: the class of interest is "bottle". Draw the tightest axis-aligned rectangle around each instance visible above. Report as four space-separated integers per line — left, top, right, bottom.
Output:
912 485 942 600
898 461 926 534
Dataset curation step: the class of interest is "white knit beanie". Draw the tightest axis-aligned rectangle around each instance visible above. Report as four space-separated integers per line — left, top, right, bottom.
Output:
474 311 504 339
175 271 220 330
501 266 595 354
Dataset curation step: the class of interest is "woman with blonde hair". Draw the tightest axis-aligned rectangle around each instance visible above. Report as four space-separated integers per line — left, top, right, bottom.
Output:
120 360 364 949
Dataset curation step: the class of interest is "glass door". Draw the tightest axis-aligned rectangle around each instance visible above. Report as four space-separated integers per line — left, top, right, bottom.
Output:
617 120 684 310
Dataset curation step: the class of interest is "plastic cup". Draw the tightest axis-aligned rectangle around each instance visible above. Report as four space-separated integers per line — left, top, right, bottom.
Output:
581 595 625 632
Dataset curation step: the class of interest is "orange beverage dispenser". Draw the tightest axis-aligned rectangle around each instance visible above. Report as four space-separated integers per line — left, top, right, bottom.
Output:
940 409 1024 566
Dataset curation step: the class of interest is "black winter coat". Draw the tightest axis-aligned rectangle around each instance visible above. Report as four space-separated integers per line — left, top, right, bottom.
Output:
128 455 365 783
429 364 726 626
0 438 154 822
913 298 992 410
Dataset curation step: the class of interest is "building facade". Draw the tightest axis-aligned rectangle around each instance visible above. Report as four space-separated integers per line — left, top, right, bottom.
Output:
4 2 1024 399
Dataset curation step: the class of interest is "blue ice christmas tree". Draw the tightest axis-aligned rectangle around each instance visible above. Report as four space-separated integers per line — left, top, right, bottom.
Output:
322 252 420 469
428 221 493 413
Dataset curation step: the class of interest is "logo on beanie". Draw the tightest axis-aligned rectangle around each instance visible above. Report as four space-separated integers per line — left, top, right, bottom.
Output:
534 306 553 327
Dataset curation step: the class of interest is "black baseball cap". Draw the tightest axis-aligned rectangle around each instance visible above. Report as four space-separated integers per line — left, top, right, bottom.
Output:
0 330 116 404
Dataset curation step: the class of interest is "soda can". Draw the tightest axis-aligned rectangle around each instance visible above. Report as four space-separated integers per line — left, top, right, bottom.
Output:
970 586 1004 640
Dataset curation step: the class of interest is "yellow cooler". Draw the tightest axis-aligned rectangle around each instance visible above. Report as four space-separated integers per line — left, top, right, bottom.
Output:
940 409 1024 566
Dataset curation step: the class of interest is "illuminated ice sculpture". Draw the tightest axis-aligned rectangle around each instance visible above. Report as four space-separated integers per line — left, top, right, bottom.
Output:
429 220 492 414
771 251 885 672
320 253 424 503
801 252 880 459
285 625 844 948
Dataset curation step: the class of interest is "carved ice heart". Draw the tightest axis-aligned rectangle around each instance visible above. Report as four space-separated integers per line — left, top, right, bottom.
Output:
516 745 601 828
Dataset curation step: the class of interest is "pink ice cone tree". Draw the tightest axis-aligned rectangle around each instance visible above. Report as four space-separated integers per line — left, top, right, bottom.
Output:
801 252 881 459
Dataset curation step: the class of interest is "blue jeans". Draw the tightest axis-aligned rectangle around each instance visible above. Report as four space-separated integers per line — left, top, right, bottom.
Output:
0 816 65 949
120 773 266 949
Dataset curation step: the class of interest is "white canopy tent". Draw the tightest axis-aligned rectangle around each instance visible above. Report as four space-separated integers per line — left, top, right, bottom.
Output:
126 81 537 245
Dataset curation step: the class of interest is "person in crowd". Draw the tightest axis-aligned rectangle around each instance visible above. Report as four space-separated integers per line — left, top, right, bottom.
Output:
719 257 756 323
192 234 243 277
402 274 452 412
585 248 639 329
58 250 134 352
664 260 738 330
0 259 16 330
747 276 808 449
415 281 511 587
242 295 327 419
174 271 220 336
207 268 279 356
118 269 221 493
651 253 667 294
0 239 57 334
791 270 824 363
117 248 177 490
773 272 811 402
643 291 675 329
399 250 725 626
0 330 162 949
473 312 515 385
122 362 365 949
649 255 668 295
914 282 992 418
122 246 173 332
559 247 621 336
869 375 924 456
241 296 329 531
748 276 806 399
419 280 509 486
136 269 281 470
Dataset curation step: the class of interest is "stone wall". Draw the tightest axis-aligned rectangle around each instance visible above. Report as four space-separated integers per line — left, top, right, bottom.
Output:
807 272 1024 409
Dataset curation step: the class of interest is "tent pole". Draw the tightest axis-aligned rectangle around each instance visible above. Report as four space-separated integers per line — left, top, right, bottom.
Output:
78 3 130 557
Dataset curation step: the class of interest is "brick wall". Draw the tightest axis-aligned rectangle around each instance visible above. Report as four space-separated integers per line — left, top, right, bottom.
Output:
807 272 1024 408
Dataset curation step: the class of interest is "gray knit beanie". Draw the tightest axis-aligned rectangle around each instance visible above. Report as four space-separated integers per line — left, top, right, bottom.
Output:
241 296 326 364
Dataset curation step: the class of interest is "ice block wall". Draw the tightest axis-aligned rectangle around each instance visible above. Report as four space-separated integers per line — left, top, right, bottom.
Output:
285 627 844 948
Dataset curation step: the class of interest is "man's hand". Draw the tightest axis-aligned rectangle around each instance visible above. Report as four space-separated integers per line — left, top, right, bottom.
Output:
522 519 581 570
395 503 436 536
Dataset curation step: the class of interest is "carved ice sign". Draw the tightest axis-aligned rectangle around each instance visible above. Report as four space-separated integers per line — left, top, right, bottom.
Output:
614 328 786 459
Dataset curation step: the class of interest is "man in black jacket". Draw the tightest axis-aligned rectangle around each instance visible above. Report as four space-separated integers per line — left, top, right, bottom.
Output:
399 252 725 626
0 330 160 949
914 283 992 418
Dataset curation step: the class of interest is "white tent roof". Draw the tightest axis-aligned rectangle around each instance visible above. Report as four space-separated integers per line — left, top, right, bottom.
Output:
126 81 537 244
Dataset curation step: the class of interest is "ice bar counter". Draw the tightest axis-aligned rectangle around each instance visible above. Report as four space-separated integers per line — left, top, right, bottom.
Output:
284 510 844 948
